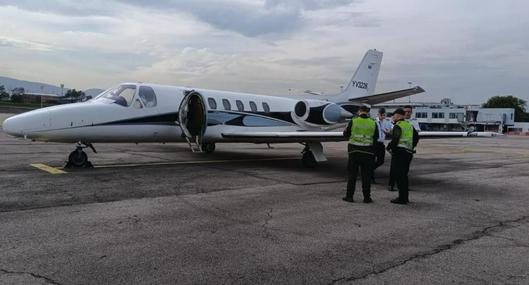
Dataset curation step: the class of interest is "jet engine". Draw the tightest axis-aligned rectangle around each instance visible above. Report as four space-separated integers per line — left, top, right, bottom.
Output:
292 100 353 127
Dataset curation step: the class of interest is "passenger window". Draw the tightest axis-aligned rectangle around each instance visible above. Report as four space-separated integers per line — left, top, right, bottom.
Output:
236 100 244 112
249 101 257 112
208 98 217 110
222 99 231 110
138 86 157 108
262 102 270 113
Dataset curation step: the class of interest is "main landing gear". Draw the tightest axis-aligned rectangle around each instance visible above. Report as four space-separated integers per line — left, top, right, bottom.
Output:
301 142 327 168
65 142 96 168
301 145 317 168
201 143 216 153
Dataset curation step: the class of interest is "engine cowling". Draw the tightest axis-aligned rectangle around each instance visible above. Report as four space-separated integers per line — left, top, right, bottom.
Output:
292 100 353 126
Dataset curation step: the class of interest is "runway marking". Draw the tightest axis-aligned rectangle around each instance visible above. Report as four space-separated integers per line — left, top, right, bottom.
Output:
30 163 67 174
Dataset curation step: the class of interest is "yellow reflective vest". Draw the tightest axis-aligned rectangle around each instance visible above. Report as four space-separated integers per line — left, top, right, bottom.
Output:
349 117 376 146
396 120 414 150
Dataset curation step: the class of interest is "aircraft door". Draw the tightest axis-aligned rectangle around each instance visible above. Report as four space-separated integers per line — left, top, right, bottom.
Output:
178 90 207 151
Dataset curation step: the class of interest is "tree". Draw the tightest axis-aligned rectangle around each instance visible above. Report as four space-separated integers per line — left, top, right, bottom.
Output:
0 85 8 100
482 95 529 122
11 87 25 95
10 87 25 103
64 89 85 103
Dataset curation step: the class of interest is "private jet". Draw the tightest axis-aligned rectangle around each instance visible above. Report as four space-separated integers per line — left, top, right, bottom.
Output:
4 49 428 167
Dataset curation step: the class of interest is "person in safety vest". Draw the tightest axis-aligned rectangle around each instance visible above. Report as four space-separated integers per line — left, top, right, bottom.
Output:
387 108 419 204
342 105 379 203
388 105 421 191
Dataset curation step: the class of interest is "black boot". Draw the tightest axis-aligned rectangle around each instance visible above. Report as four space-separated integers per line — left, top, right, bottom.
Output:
342 197 354 203
390 198 408 205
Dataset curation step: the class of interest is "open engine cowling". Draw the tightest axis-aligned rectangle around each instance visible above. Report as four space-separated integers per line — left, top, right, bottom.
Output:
292 100 353 126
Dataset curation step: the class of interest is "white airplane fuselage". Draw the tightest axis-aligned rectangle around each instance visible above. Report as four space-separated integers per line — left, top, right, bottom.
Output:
3 85 317 143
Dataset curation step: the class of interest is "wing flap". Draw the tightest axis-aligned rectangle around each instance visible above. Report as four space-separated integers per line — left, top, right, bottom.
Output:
221 131 346 143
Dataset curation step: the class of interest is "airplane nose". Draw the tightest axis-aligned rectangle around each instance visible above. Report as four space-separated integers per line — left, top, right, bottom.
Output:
2 116 21 137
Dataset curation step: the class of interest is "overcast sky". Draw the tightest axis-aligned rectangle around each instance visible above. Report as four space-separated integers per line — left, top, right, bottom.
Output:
0 0 528 104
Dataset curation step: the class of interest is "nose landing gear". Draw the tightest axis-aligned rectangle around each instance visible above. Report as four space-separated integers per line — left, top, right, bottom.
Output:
65 143 96 168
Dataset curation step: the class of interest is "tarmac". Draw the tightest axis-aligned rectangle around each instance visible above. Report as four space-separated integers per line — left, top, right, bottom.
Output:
1 112 529 284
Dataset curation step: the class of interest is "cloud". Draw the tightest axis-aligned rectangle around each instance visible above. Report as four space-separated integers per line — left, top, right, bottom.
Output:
1 0 528 104
116 0 359 37
0 36 56 51
0 0 113 16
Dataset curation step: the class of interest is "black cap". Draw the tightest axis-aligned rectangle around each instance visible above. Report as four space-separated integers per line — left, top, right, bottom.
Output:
359 105 370 112
378 107 386 114
393 108 405 115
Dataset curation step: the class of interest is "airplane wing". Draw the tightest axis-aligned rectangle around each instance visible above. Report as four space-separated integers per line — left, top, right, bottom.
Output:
420 131 503 137
221 130 501 143
349 86 426 105
221 131 346 143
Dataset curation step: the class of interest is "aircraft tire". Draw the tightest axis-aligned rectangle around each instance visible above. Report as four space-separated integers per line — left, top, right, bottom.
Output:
68 150 88 168
201 143 216 153
302 150 317 168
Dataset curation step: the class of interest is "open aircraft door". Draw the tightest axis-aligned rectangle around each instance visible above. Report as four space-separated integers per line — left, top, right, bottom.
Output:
178 90 207 152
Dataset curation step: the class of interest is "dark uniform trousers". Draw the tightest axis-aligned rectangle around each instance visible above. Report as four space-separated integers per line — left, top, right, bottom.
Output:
346 146 375 200
388 151 412 188
374 141 386 170
390 147 413 202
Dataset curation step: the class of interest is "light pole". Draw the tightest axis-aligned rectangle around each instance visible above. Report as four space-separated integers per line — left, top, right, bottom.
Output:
40 85 44 108
407 81 413 103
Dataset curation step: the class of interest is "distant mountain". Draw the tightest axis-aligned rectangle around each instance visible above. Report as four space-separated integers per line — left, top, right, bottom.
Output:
0 76 102 96
0 76 67 95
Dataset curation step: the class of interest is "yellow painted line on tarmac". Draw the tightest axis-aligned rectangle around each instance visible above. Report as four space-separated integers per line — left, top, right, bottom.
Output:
30 163 67 174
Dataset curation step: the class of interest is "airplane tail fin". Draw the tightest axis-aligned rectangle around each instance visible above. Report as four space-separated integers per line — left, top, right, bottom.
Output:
334 49 383 103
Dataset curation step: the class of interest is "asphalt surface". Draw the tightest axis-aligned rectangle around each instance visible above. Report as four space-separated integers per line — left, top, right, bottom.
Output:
1 113 528 284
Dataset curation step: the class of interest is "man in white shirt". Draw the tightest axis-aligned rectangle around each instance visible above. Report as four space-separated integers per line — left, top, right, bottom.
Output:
373 108 392 183
404 105 421 132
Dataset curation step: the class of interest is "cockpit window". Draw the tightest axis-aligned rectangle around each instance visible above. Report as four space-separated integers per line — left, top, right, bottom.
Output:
96 84 137 107
138 86 157 108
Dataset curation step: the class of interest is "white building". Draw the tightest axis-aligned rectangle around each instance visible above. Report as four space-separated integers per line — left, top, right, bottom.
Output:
507 122 529 135
370 99 515 132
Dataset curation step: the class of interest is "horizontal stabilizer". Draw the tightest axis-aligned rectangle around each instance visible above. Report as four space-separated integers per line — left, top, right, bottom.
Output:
349 86 425 105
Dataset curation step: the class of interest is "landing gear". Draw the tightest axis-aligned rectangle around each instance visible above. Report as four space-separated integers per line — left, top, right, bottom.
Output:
300 142 327 168
65 143 95 168
301 145 317 168
201 143 216 153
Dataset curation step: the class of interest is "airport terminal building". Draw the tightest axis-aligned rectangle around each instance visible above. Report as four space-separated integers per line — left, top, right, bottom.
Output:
371 99 515 132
